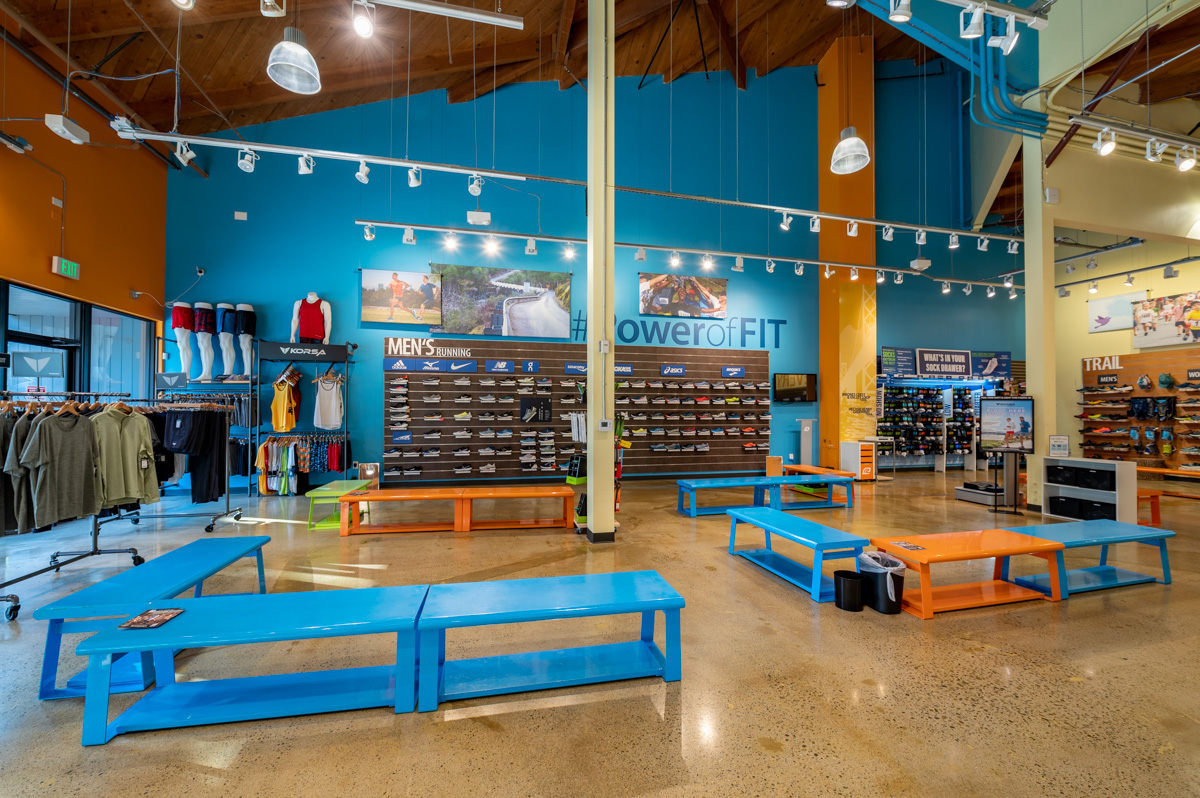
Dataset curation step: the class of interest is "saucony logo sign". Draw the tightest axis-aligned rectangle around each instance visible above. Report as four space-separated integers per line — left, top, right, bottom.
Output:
280 347 326 356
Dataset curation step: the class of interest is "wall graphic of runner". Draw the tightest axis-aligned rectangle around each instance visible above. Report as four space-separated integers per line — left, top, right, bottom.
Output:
638 272 727 318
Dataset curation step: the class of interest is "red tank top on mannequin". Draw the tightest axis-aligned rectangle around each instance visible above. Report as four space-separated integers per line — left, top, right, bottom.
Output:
298 297 324 339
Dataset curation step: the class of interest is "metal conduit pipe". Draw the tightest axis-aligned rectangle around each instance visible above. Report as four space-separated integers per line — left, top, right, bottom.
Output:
990 38 1048 127
0 28 178 170
968 71 1041 137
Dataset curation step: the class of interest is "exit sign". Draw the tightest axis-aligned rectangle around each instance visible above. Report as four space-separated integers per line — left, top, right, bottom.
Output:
51 256 80 280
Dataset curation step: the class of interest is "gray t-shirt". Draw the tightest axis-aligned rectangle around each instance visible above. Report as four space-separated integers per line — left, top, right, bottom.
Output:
19 414 101 528
4 413 37 533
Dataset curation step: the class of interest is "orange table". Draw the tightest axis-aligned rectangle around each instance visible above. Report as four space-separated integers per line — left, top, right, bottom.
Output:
871 530 1065 620
458 486 575 532
339 488 464 536
1137 489 1163 527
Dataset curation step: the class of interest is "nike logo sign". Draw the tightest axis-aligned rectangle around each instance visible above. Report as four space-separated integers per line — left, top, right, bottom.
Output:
451 362 471 370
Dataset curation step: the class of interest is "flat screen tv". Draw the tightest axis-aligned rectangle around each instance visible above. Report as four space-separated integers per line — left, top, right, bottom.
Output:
979 397 1034 453
774 373 817 403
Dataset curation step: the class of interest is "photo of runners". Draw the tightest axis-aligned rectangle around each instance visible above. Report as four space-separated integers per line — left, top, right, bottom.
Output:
979 398 1035 452
360 269 442 326
638 273 728 319
1130 290 1200 349
435 264 570 338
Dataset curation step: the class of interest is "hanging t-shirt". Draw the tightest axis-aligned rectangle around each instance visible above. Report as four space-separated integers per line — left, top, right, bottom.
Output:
19 414 102 528
272 383 297 432
314 378 344 430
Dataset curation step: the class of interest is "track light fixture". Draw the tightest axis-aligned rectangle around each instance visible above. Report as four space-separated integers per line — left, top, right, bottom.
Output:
778 212 793 232
524 238 538 255
1007 240 1019 255
847 221 859 237
986 286 996 298
1065 261 1076 274
363 224 375 241
237 148 258 172
1164 265 1180 278
794 263 804 276
948 233 959 250
298 154 314 174
174 141 196 165
1093 128 1116 157
468 174 483 195
850 267 859 281
1086 257 1097 270
732 257 744 272
1057 286 1069 298
941 281 951 294
876 270 885 283
977 236 989 252
564 243 576 260
402 227 416 245
987 13 1019 55
484 235 499 254
351 0 375 37
888 0 911 22
882 225 894 242
915 229 926 245
355 160 370 183
408 166 421 187
1146 139 1168 163
443 233 458 250
809 216 821 233
669 251 681 267
1003 274 1014 288
170 0 195 9
1123 274 1134 286
962 284 972 296
765 260 776 274
635 247 646 261
894 272 904 285
702 254 714 269
826 0 856 7
1088 281 1098 294
1008 287 1018 300
1177 147 1196 172
824 265 834 279
960 5 985 39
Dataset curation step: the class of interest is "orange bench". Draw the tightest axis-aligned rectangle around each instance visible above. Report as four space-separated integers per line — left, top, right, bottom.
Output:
781 463 857 503
1137 488 1163 527
339 488 464 536
458 486 576 532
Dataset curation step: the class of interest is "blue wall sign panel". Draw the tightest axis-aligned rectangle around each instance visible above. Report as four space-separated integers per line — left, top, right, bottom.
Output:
564 362 588 375
614 363 634 376
880 347 916 376
660 364 686 377
970 351 1011 379
721 366 745 378
916 348 970 378
391 430 413 444
485 360 516 372
521 360 540 373
383 358 478 372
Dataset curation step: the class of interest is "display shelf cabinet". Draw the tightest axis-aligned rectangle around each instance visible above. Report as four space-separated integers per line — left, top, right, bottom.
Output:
1041 457 1136 524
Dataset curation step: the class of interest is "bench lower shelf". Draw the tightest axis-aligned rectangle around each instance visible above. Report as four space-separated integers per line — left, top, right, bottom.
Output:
734 549 834 602
107 664 399 737
903 579 1045 617
438 640 665 703
1014 565 1157 596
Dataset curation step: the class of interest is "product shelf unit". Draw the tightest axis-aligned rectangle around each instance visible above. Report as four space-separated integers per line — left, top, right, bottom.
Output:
875 378 982 471
1041 457 1136 524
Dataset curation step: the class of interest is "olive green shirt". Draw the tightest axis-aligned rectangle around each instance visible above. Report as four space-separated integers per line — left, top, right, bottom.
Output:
92 407 160 508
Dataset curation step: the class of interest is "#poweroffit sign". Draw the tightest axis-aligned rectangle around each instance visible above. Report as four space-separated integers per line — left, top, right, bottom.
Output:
916 349 971 378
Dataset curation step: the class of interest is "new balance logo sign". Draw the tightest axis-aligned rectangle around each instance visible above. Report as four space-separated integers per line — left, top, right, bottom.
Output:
280 347 326 356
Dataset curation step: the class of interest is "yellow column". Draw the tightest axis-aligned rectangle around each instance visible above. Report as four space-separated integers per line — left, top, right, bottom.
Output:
1022 136 1055 507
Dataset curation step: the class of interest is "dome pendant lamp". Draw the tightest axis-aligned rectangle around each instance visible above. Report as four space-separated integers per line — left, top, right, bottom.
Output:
267 2 321 95
831 126 870 174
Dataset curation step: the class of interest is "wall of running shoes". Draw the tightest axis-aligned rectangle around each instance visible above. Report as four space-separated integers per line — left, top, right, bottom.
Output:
382 340 770 482
875 385 976 459
1077 350 1200 472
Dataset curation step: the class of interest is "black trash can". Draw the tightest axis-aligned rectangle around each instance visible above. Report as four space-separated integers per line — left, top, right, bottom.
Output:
833 570 864 612
862 570 904 614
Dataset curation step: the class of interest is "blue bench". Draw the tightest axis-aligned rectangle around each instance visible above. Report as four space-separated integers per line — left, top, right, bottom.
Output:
727 507 869 602
416 571 684 712
676 475 855 518
998 520 1174 599
32 536 270 701
74 585 429 745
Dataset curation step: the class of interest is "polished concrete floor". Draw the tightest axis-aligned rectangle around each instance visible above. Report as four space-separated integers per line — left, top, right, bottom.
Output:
1 472 1196 797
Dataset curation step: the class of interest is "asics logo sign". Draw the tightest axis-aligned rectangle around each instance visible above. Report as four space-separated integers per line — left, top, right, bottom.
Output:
660 365 686 376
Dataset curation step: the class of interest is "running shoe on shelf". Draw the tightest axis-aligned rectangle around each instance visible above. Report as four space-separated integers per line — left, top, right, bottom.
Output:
421 378 441 386
479 463 497 474
453 411 472 421
453 465 472 475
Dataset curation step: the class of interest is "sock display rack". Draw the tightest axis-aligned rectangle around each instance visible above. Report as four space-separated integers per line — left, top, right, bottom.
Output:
1077 350 1200 471
381 340 771 483
875 380 981 471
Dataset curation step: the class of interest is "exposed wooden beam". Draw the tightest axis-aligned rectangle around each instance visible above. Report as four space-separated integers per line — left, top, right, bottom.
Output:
564 0 671 59
1143 69 1200 104
134 36 550 125
759 12 841 77
702 0 746 89
555 0 579 68
447 57 542 103
1090 19 1200 75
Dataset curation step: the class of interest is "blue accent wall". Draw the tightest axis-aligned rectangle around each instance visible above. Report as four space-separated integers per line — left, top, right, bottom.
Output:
166 60 1024 472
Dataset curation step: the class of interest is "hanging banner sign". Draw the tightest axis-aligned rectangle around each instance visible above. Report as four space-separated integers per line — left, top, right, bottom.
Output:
970 351 1011 379
721 366 745 378
916 348 971 377
880 346 916 376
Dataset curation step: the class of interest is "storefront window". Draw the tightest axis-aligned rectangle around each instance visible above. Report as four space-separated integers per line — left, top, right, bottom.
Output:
90 308 151 397
7 341 69 394
8 285 77 339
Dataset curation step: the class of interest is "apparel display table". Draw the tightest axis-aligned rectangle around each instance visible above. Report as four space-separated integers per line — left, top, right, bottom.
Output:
306 479 372 529
871 530 1064 620
74 585 429 745
416 571 684 712
676 475 854 517
998 520 1174 599
727 507 869 602
32 536 270 701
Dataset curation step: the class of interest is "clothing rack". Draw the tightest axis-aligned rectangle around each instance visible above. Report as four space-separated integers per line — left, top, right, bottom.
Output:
0 391 131 398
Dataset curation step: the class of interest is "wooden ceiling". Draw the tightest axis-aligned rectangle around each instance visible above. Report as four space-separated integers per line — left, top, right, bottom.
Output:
7 0 924 135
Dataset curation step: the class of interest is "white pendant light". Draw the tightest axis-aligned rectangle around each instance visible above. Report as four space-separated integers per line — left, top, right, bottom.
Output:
809 216 821 233
882 225 894 241
267 26 321 95
1146 139 1168 163
363 224 375 241
1008 287 1018 300
794 263 804 276
850 267 859 280
831 126 870 175
564 243 576 260
987 14 1019 55
824 265 834 279
1007 240 1019 254
524 238 538 255
669 251 681 267
1088 281 1098 294
888 0 911 22
778 212 792 232
847 221 858 237
962 284 973 296
1003 274 1014 288
1123 274 1134 286
765 260 776 274
701 254 714 269
237 148 258 172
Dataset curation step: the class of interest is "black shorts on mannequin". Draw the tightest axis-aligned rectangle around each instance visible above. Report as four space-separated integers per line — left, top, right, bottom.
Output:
299 335 323 344
234 309 257 337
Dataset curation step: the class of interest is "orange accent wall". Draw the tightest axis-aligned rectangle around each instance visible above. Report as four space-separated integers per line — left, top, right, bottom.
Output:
817 36 876 467
0 43 166 322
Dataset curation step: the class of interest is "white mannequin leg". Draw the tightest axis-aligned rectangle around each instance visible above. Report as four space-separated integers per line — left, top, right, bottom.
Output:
177 329 194 377
218 332 237 376
239 333 254 377
196 333 215 381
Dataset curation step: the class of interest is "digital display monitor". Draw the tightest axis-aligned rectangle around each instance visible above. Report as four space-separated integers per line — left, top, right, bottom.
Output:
980 397 1034 453
773 373 817 403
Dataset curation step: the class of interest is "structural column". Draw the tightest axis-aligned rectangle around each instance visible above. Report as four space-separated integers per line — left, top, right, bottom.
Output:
584 0 616 543
1021 133 1056 508
817 36 878 468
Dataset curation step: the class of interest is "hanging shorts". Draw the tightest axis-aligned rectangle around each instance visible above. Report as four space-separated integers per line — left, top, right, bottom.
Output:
194 306 217 334
171 304 194 330
216 306 237 334
234 308 257 337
